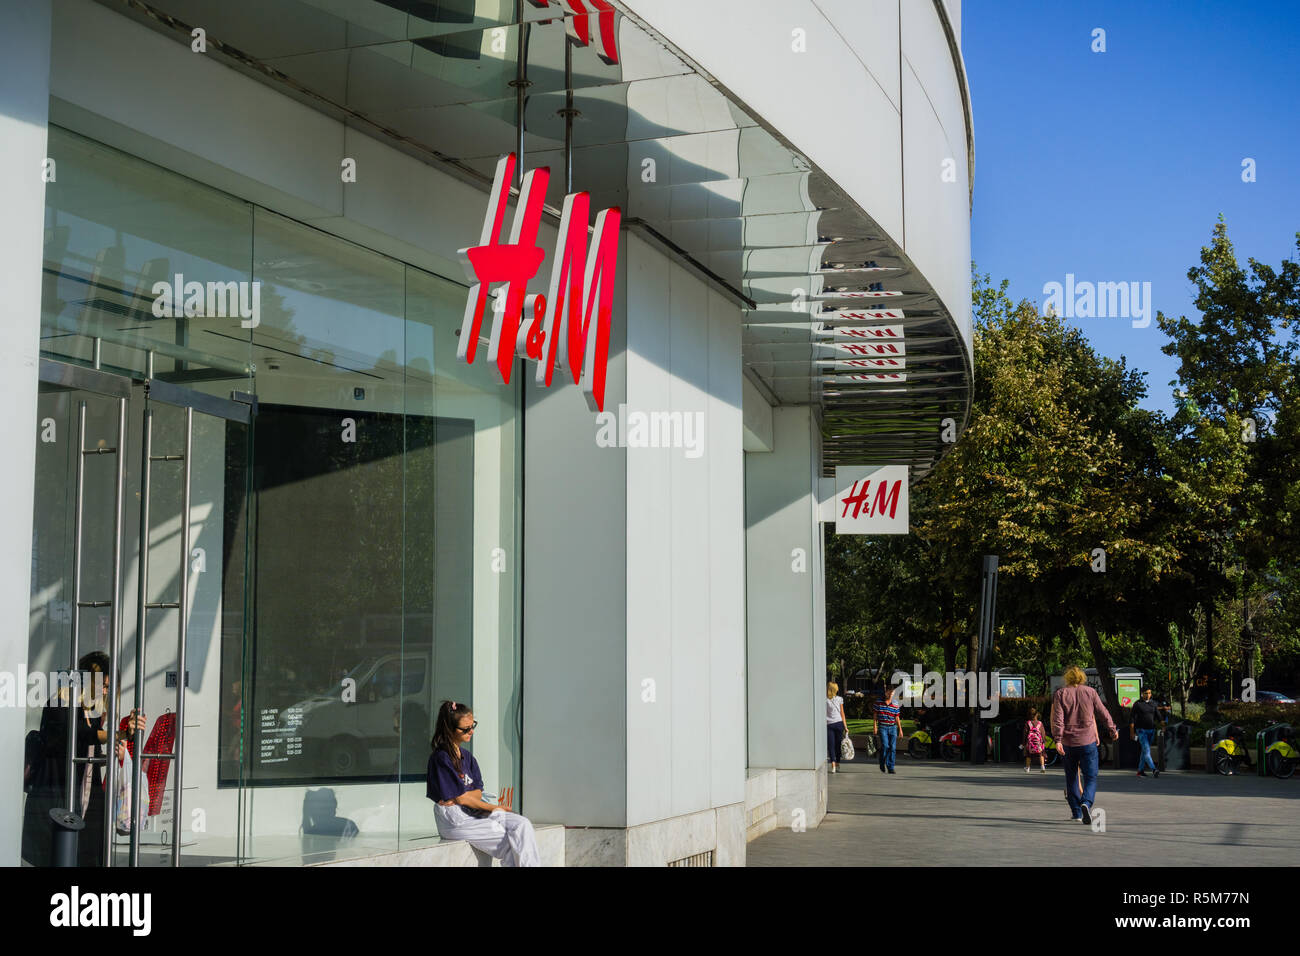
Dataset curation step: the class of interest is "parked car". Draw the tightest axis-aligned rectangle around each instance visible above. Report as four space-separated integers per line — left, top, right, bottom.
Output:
267 651 434 778
1257 691 1297 704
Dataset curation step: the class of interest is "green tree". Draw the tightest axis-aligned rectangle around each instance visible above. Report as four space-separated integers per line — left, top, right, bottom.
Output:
1157 220 1300 709
919 274 1174 712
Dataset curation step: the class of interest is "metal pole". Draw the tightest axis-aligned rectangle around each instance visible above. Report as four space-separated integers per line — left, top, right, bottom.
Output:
972 555 999 764
564 39 574 193
171 406 193 865
102 396 128 866
129 402 153 867
513 0 528 186
65 401 88 812
978 554 999 673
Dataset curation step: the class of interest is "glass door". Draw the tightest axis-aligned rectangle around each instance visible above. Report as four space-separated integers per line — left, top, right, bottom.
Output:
120 377 254 867
24 362 129 867
21 359 254 867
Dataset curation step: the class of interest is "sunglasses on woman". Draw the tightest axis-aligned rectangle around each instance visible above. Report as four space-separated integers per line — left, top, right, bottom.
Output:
456 722 478 734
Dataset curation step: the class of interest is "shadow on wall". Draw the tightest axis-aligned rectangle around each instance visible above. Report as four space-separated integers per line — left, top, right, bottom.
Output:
300 787 359 862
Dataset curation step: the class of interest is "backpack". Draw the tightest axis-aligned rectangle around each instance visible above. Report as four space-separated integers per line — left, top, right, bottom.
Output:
1026 721 1043 752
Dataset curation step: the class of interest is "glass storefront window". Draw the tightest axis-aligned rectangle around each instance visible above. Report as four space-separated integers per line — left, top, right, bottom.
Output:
400 267 520 849
25 128 521 866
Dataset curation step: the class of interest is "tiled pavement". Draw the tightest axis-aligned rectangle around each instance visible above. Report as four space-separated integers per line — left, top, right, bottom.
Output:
747 754 1300 866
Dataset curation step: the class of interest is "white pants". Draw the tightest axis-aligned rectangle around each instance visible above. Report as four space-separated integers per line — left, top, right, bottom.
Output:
433 803 541 867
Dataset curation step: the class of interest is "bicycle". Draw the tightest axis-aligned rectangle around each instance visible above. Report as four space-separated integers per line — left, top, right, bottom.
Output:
937 725 994 761
907 727 932 759
1265 731 1298 779
1212 725 1252 776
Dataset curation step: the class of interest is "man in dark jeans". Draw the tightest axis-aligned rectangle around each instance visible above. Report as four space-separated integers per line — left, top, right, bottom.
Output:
1051 666 1119 824
1129 686 1164 778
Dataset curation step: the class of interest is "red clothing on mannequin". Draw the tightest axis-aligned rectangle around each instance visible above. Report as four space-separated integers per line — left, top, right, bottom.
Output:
119 711 176 816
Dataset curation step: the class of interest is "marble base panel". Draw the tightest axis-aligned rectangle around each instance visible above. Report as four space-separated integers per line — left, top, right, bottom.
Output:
766 766 828 832
713 803 746 867
312 824 565 867
564 802 747 867
745 768 779 841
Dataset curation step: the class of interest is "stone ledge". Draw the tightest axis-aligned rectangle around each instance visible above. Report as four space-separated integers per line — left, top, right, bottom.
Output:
564 803 747 866
745 768 778 841
311 824 565 867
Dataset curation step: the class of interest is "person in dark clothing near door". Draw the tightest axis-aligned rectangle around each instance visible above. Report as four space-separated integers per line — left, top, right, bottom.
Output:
1129 686 1164 778
21 652 145 866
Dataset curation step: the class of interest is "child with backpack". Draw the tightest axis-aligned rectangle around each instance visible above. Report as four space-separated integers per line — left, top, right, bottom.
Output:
1023 708 1047 773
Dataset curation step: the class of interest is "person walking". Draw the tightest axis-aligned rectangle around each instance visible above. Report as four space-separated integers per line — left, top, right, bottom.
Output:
826 682 848 773
1129 686 1164 778
1022 707 1047 773
1050 666 1118 824
874 684 902 774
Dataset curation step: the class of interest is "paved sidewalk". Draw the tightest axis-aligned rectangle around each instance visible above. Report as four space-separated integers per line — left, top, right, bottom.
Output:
747 756 1300 866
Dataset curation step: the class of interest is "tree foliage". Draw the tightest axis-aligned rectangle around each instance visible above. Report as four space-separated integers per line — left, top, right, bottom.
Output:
826 221 1300 712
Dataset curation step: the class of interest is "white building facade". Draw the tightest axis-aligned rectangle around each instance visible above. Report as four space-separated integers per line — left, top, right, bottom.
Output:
1 0 972 866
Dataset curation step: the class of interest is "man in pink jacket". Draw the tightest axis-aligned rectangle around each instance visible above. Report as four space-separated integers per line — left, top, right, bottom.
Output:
1051 666 1119 825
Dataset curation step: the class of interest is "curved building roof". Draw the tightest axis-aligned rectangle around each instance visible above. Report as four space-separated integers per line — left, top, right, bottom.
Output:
102 0 973 477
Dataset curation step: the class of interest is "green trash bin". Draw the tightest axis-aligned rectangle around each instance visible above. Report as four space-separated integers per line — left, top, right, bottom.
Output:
995 719 1026 763
1160 722 1191 771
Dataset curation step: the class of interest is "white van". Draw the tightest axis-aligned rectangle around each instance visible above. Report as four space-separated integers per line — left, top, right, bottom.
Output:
270 651 434 778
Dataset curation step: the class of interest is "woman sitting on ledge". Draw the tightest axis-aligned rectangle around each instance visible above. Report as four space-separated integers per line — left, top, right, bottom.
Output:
427 700 541 867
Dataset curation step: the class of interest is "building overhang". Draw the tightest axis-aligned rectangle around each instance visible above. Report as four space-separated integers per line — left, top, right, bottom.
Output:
96 0 972 479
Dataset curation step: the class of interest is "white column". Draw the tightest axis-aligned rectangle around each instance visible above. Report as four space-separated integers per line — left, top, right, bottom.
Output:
0 0 53 866
521 244 630 828
745 406 828 824
522 234 749 864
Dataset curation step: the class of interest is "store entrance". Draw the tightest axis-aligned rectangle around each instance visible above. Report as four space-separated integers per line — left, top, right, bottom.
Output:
23 359 253 867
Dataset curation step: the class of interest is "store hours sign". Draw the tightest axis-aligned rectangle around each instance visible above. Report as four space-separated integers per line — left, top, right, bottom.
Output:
834 465 909 534
457 152 621 412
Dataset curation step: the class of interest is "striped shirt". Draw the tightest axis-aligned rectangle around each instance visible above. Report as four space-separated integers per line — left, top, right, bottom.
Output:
874 699 901 726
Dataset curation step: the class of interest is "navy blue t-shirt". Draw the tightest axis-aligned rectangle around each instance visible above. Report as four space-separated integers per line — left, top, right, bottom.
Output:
427 747 484 803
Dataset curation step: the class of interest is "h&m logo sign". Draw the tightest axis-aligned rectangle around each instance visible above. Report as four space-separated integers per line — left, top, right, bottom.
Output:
457 152 621 412
834 465 909 534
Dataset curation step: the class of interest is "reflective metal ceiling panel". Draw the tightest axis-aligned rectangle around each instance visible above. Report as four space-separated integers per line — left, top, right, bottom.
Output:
100 0 971 478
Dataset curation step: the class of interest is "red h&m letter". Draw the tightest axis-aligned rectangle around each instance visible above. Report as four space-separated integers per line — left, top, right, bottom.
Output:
457 153 551 386
872 479 902 519
841 480 871 519
538 192 621 411
527 0 620 65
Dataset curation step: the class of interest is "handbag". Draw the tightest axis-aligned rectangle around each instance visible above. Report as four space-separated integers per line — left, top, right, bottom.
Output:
840 734 855 761
114 751 136 835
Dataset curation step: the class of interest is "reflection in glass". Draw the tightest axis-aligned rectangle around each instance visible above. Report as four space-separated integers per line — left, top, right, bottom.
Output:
31 129 520 866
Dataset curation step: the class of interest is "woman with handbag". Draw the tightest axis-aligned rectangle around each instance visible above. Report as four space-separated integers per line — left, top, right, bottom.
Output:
826 682 849 773
20 651 145 866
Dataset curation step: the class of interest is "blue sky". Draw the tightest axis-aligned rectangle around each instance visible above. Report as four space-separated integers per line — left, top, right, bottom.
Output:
963 1 1300 412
